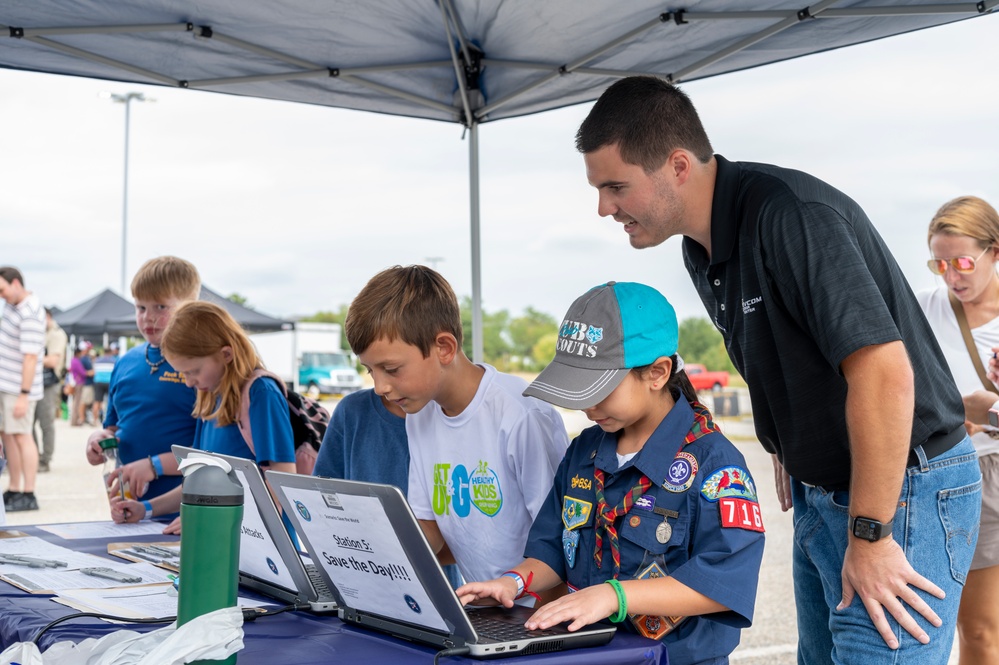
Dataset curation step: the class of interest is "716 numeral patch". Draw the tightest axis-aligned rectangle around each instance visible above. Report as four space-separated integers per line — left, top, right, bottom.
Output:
719 497 764 532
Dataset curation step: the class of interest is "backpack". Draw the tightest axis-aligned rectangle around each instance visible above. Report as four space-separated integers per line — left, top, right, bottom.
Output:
237 368 330 475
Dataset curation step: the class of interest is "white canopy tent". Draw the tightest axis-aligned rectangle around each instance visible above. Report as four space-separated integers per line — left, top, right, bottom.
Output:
2 1 995 359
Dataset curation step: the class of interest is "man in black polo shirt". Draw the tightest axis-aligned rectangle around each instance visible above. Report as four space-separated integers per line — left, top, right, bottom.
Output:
575 76 981 664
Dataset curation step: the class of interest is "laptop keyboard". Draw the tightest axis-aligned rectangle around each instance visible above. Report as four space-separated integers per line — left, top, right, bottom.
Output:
469 613 561 641
305 563 335 601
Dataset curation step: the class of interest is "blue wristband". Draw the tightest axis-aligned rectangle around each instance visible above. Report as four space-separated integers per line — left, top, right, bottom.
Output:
141 500 154 520
149 455 164 479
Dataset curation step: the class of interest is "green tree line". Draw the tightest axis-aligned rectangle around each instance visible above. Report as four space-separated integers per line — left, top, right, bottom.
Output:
300 300 736 375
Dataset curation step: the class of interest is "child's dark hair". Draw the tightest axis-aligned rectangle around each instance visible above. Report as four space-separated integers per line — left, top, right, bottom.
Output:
632 355 698 404
345 265 462 357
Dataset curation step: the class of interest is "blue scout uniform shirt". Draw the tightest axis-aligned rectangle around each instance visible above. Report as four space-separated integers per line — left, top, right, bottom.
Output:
525 396 764 665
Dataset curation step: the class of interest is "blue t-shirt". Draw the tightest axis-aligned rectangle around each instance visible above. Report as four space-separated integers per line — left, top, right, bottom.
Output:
192 376 295 466
313 388 408 493
526 397 765 665
104 344 197 499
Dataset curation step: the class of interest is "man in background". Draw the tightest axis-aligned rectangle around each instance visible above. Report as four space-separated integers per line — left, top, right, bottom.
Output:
0 267 46 512
34 308 67 473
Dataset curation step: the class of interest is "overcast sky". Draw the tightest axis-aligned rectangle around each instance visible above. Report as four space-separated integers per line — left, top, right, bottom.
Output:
2 14 998 327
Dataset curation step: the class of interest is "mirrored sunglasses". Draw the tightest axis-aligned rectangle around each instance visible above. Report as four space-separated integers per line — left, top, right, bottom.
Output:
927 246 991 275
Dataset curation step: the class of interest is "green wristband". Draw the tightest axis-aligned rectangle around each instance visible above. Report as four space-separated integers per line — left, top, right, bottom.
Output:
605 578 627 623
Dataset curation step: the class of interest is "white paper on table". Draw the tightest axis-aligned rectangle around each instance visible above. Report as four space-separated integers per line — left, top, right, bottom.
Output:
54 586 274 620
0 539 118 573
36 522 168 540
2 561 174 593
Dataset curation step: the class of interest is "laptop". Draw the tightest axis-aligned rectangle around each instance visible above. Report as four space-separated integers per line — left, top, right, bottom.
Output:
171 446 337 613
264 470 616 659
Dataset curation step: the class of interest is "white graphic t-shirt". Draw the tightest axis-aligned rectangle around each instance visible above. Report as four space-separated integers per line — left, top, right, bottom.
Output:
407 364 569 585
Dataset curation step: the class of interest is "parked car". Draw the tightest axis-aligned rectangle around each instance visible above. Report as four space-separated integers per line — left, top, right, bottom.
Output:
684 363 730 392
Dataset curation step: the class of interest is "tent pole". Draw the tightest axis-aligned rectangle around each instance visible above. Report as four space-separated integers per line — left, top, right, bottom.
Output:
469 120 483 364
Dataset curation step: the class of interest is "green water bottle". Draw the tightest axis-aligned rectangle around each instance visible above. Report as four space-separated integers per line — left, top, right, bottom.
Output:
177 456 243 665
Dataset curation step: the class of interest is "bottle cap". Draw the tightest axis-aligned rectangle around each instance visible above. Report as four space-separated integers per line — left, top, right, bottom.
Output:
179 454 243 507
98 437 118 451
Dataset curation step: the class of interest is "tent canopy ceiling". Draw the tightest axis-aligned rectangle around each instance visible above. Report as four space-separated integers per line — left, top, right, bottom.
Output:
7 1 995 358
1 1 995 126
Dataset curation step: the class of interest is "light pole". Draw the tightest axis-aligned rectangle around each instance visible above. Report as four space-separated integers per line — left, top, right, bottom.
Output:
102 92 149 294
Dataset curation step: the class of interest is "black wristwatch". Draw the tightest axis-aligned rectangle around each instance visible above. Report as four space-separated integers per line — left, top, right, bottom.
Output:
851 516 892 542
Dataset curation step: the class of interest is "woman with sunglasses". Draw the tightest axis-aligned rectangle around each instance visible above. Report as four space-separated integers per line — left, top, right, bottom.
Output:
917 195 999 665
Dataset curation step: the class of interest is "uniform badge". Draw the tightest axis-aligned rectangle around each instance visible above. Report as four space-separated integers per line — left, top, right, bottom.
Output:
562 528 580 568
630 560 686 639
718 497 765 532
631 613 687 640
633 494 656 511
629 515 641 528
700 466 758 502
655 521 672 543
562 496 593 531
663 451 698 493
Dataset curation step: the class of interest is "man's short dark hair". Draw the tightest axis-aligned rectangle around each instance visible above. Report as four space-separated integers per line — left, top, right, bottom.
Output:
575 76 714 172
0 266 24 287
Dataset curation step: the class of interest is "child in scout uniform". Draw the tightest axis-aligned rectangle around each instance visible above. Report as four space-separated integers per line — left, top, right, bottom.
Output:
456 282 765 665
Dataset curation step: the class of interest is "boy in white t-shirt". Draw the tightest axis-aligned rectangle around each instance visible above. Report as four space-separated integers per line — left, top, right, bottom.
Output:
345 265 569 600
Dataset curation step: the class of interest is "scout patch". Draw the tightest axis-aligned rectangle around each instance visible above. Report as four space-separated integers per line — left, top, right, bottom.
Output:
631 613 687 640
629 515 641 528
633 494 656 511
700 466 758 502
562 496 593 531
630 560 687 639
719 496 765 532
663 451 698 493
562 528 580 568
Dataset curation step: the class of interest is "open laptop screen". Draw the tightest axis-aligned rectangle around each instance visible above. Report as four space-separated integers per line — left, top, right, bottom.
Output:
281 484 448 632
232 467 300 595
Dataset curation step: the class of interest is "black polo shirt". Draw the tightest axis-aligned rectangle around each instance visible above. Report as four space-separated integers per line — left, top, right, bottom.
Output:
682 155 963 488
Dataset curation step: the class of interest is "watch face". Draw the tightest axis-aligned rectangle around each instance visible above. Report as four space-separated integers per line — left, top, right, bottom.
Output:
852 518 881 541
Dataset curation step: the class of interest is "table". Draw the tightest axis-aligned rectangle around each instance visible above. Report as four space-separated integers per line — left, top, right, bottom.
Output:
0 524 666 664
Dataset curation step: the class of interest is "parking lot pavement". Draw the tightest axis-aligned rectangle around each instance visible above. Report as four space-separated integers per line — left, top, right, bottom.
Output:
2 395 959 662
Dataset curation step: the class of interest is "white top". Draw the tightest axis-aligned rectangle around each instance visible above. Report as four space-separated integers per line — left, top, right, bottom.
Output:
917 286 999 457
406 364 570 585
0 292 45 400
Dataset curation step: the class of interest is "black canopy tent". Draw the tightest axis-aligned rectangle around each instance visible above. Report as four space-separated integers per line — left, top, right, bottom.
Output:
3 1 995 358
52 288 133 337
56 285 288 338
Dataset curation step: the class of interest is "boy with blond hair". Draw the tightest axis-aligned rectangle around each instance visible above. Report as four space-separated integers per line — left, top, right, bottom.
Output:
85 256 201 508
346 265 569 590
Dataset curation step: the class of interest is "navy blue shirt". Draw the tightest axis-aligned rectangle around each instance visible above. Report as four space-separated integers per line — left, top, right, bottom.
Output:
525 397 764 665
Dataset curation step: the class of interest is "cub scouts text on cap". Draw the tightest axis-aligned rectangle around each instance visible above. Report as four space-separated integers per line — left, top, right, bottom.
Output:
524 282 678 409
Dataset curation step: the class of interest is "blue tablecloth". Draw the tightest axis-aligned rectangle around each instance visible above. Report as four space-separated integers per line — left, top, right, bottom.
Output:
0 524 666 664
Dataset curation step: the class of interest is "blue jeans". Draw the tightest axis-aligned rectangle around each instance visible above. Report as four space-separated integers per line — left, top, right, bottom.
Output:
792 436 981 665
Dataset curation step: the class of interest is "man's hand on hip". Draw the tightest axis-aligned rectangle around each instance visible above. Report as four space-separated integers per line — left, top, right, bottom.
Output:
838 537 944 649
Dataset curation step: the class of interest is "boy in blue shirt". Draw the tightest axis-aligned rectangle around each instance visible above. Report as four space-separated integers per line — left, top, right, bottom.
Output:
84 256 200 506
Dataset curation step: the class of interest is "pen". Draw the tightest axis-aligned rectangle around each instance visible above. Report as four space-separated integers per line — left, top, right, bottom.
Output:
145 545 179 558
126 550 161 564
0 554 67 568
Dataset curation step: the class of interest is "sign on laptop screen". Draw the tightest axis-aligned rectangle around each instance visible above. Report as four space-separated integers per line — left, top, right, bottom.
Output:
235 468 299 592
283 486 448 632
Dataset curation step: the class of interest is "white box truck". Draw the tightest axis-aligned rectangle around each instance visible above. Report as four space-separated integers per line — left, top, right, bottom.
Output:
250 322 364 397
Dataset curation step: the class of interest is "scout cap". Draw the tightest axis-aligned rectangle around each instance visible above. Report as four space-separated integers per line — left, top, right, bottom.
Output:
524 282 678 409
